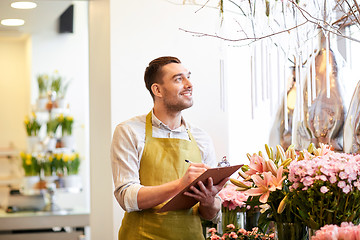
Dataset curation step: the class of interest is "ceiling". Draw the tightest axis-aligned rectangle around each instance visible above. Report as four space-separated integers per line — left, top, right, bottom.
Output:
0 0 75 37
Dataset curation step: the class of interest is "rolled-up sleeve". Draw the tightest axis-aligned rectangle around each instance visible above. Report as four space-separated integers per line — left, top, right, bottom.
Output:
111 124 143 212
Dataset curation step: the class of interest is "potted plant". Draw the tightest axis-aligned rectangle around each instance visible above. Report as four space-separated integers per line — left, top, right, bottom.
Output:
20 152 41 194
24 112 41 152
50 71 70 108
46 117 60 151
63 153 81 189
59 115 74 149
36 74 50 110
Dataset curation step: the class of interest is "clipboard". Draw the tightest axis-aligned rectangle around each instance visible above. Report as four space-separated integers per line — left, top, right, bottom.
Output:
157 164 243 213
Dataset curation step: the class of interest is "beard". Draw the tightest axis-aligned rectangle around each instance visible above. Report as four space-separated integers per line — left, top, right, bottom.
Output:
163 96 193 113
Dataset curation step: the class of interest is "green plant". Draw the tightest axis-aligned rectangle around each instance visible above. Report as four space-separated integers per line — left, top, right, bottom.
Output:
60 115 74 136
63 153 80 175
46 118 60 137
37 74 50 98
24 113 41 136
40 154 56 177
20 152 40 177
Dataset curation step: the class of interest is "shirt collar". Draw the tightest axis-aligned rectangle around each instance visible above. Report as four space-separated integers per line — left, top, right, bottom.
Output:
151 110 188 132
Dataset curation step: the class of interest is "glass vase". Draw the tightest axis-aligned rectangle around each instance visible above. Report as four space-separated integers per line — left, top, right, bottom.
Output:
343 80 360 154
245 207 260 231
293 31 346 151
275 222 307 240
221 206 245 233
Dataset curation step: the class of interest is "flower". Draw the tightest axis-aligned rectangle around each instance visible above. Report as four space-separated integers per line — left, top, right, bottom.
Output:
311 222 360 240
231 144 301 226
206 226 274 240
24 113 41 136
64 152 80 175
20 152 40 176
246 172 275 203
289 144 360 229
219 183 248 210
57 114 74 136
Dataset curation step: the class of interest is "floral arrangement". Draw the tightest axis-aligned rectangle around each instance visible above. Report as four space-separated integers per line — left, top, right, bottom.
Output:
41 152 80 177
219 183 249 230
37 74 50 98
311 222 360 240
24 113 41 137
63 152 80 175
20 152 40 177
50 71 70 99
231 144 300 230
288 143 360 230
207 225 274 240
56 114 74 136
37 71 69 99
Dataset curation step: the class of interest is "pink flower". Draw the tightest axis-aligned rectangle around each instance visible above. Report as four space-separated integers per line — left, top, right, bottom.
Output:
208 228 217 234
302 176 314 187
246 154 267 175
246 172 275 203
320 186 329 194
227 224 235 229
312 223 360 240
210 235 221 240
229 232 238 238
271 166 286 190
219 183 248 210
338 181 346 189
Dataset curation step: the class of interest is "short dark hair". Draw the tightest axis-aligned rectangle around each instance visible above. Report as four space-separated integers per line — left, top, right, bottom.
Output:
144 56 181 99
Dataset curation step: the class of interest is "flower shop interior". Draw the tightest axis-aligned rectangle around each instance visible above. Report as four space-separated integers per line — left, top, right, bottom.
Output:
1 0 360 239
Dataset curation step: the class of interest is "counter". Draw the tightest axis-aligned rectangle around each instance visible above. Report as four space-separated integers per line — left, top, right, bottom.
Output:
0 209 89 240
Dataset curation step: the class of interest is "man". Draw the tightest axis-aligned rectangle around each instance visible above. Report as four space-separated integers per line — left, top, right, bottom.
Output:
111 56 228 239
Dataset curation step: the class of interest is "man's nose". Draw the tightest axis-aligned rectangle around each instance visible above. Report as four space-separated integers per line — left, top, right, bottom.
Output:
183 77 192 88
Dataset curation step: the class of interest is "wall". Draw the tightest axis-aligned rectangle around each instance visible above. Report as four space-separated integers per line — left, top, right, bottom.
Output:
30 1 90 210
88 0 113 239
0 36 31 150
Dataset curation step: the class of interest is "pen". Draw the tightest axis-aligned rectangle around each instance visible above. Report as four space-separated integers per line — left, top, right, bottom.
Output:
185 159 193 164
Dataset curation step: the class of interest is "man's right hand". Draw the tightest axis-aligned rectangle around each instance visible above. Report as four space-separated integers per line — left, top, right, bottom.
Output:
179 163 209 189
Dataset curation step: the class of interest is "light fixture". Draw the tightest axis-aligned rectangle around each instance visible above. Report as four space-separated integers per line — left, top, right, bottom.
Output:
11 1 37 9
1 19 25 26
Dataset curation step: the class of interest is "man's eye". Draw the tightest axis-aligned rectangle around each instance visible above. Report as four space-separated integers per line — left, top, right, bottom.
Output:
175 77 182 82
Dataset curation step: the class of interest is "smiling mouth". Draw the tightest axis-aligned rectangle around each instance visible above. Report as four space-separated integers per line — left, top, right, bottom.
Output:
181 91 192 97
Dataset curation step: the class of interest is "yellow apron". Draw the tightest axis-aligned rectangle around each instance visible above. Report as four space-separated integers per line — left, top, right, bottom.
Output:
118 112 205 240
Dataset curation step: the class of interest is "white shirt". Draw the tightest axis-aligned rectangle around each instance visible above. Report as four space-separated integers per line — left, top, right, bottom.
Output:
111 111 217 212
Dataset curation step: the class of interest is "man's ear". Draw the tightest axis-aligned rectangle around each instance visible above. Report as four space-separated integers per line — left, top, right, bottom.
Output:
151 83 162 98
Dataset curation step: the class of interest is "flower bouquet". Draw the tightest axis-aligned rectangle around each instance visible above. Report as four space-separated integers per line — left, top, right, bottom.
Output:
289 143 360 230
230 144 306 239
219 183 249 231
311 222 360 240
207 225 274 240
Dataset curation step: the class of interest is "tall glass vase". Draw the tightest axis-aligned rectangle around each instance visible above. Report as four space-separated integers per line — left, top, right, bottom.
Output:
344 80 360 154
293 31 346 151
275 222 307 240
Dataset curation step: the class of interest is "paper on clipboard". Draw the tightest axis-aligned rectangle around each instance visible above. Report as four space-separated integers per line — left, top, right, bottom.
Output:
157 164 243 213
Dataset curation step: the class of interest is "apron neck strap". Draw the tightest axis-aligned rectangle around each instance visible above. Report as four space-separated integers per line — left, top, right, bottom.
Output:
146 111 195 141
